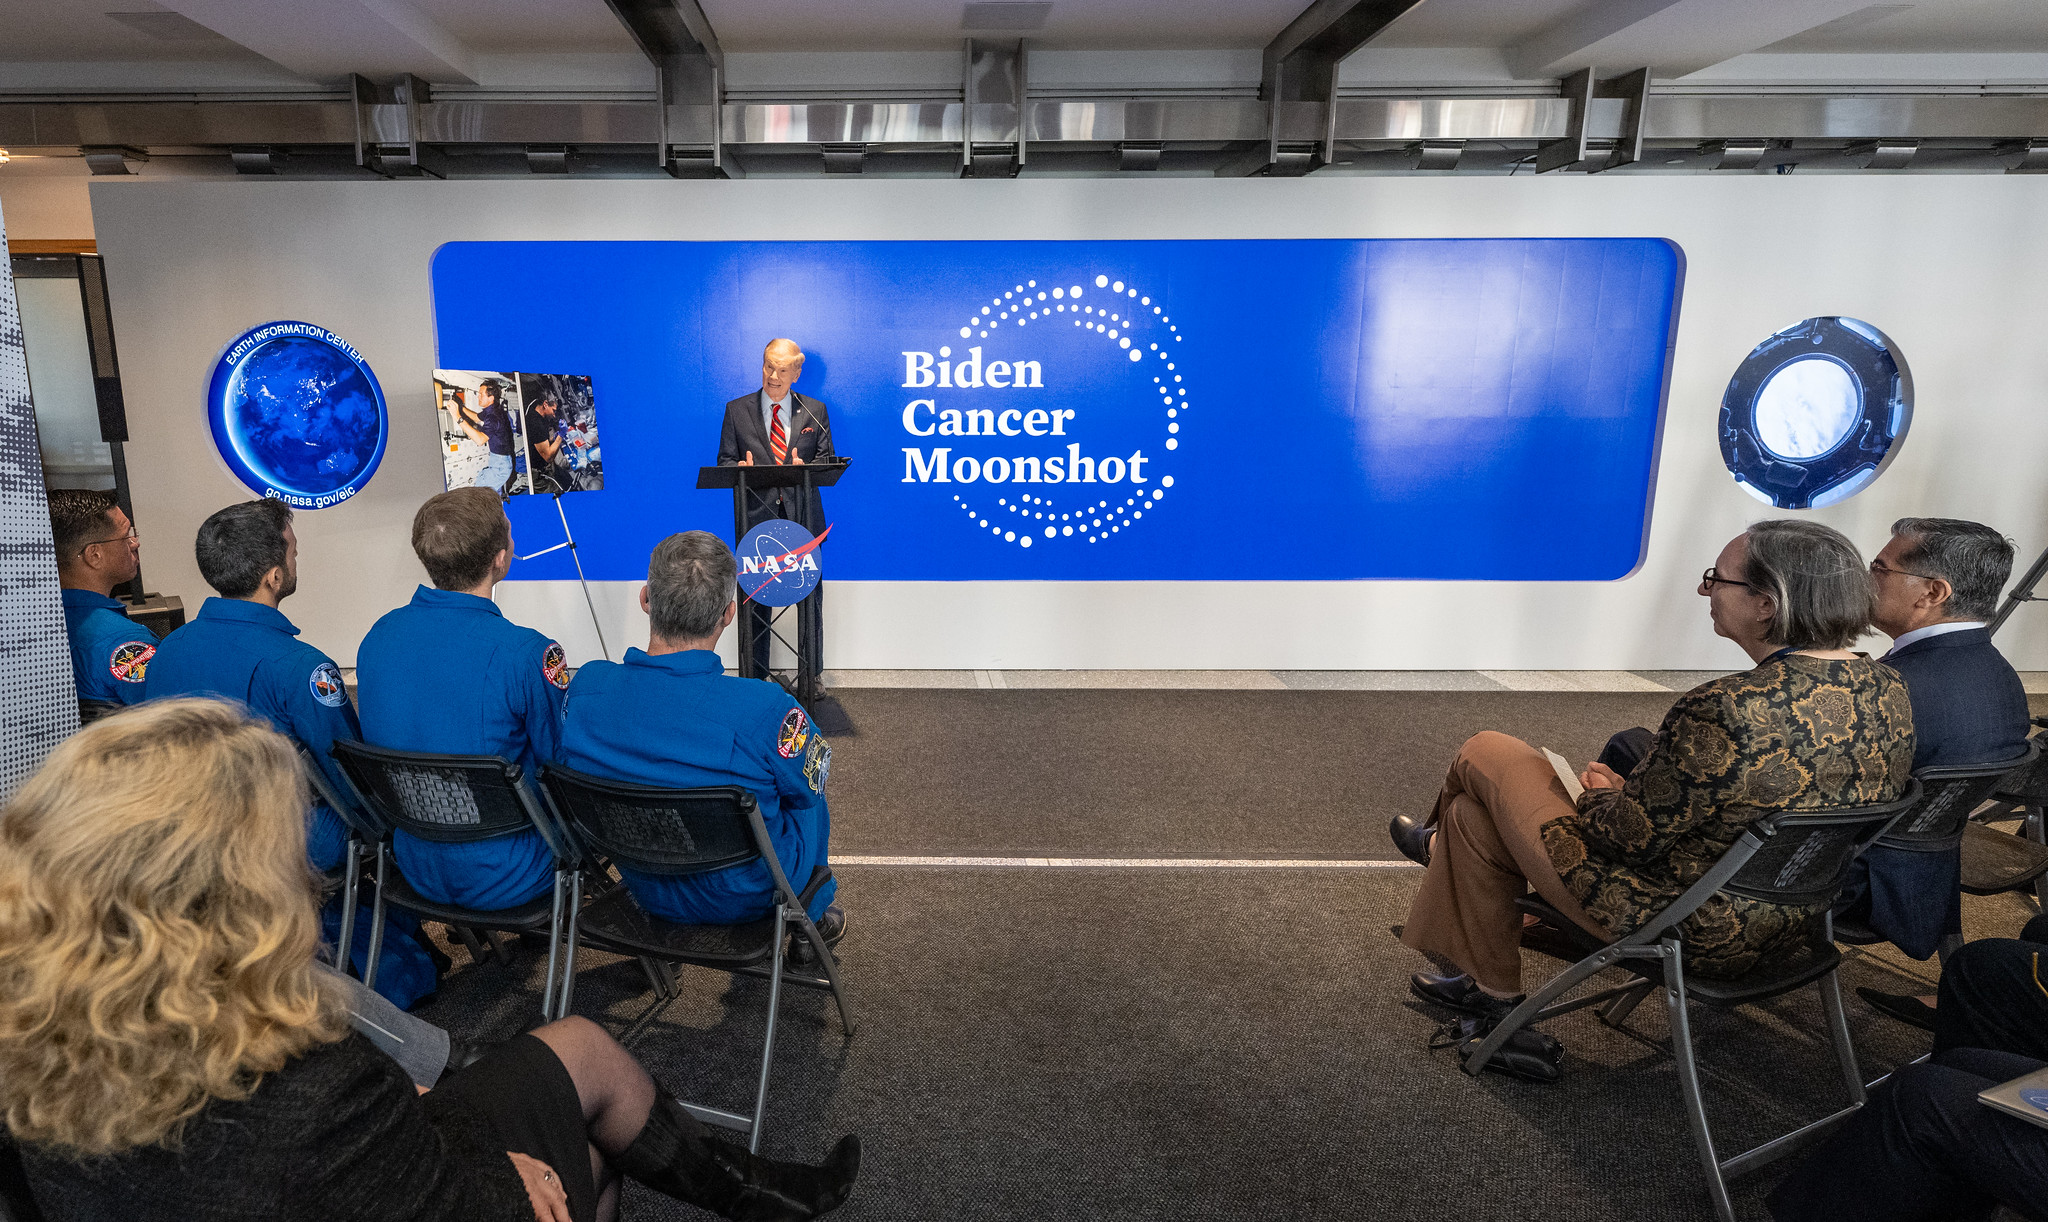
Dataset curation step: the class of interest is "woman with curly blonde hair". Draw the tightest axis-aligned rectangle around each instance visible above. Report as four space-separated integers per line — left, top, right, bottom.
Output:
0 699 857 1222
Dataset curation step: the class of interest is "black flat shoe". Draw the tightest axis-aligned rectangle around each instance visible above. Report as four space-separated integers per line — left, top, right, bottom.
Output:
1388 814 1434 867
790 905 846 967
1410 971 1522 1020
1857 987 1937 1032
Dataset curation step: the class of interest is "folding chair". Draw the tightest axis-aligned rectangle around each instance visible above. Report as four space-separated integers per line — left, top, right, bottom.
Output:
539 764 855 1153
1965 728 2048 907
1833 740 2039 960
329 740 586 1022
298 745 384 979
1463 782 1923 1222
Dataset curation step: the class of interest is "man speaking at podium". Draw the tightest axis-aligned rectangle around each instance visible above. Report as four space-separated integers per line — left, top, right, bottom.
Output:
718 338 836 678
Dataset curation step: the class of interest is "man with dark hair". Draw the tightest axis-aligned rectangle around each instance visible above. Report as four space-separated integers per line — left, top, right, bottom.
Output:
525 389 571 494
560 531 844 950
145 499 437 1007
46 489 155 714
355 488 569 909
1852 517 2034 1021
451 381 519 494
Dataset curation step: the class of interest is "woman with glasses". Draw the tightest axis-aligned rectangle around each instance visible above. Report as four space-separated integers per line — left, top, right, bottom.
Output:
1389 519 1915 1025
0 700 859 1222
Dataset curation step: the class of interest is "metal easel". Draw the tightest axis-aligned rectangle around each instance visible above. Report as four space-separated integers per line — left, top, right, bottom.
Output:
514 491 611 661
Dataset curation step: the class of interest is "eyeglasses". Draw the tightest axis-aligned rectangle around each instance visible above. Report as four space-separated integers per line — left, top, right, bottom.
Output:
1700 567 1755 592
78 526 138 553
1870 558 1941 582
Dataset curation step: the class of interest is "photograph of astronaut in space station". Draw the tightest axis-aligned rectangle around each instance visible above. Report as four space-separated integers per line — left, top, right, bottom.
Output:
515 372 603 494
434 369 530 497
433 370 602 498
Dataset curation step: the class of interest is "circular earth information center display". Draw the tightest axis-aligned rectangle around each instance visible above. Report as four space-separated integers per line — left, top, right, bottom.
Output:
207 321 389 510
1718 316 1912 510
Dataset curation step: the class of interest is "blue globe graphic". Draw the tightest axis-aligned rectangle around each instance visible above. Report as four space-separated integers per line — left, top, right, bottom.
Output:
224 335 383 495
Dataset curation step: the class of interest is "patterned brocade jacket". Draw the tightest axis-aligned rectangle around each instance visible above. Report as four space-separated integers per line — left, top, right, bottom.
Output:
1541 656 1916 979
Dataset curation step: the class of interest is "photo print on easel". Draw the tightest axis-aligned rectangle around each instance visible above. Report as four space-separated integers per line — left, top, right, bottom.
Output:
515 372 602 493
434 369 530 496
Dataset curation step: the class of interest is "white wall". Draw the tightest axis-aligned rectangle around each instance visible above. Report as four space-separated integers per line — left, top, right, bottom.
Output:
87 175 2048 670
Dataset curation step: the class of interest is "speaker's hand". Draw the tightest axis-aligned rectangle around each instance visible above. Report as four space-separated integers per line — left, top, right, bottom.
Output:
738 451 756 466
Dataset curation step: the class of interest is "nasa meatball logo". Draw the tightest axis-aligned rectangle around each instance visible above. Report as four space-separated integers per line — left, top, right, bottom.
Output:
207 320 390 510
899 271 1184 551
737 519 824 608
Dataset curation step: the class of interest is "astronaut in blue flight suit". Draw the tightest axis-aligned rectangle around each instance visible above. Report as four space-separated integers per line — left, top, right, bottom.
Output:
356 487 568 910
47 490 157 716
560 530 845 946
144 498 437 1007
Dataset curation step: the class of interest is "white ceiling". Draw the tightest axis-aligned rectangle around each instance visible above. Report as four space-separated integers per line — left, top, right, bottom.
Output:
0 0 2044 86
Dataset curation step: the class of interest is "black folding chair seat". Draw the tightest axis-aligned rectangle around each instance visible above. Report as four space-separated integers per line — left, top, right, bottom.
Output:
1521 900 1847 1004
541 764 854 1154
1960 821 2048 895
331 740 587 1022
1471 782 1923 1222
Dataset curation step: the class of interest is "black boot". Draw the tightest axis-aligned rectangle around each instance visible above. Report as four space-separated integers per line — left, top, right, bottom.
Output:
611 1088 859 1221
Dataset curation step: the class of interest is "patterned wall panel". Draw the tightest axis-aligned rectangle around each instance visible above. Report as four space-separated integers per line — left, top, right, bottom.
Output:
0 202 80 796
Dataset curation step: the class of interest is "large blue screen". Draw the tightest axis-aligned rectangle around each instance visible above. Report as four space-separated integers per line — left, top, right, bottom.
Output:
428 239 1683 582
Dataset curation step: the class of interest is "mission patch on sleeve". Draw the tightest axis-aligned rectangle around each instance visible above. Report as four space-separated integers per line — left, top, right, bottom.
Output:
542 641 570 690
777 706 810 758
802 734 831 793
309 661 348 708
109 640 155 685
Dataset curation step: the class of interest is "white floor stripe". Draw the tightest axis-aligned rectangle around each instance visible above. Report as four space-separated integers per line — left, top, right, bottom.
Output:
832 855 1422 869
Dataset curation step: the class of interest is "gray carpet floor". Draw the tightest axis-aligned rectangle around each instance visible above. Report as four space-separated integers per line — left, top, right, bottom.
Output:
409 688 2048 1222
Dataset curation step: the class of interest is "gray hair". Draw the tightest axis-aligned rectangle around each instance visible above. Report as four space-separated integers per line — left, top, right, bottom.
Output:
647 531 737 642
1743 519 1875 650
1891 517 2014 621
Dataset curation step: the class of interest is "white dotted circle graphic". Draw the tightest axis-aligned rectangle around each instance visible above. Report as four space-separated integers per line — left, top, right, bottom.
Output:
950 270 1189 548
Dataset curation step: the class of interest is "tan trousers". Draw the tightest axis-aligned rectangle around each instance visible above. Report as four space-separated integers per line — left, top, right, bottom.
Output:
1400 731 1610 995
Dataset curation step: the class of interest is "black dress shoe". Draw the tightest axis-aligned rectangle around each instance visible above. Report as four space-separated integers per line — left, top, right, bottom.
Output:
1857 987 1937 1032
1388 814 1434 867
1410 971 1522 1020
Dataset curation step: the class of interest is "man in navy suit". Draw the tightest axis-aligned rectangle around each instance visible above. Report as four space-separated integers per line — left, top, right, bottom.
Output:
1852 518 2033 1025
717 339 836 678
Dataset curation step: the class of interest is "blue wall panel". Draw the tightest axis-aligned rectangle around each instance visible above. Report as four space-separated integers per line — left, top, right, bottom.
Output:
428 238 1683 582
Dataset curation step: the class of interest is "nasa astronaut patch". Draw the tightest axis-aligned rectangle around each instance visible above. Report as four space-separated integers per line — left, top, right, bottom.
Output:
309 661 347 708
109 641 155 685
542 642 570 690
777 707 810 758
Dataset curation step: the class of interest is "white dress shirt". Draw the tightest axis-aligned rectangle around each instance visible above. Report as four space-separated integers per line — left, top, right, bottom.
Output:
1883 619 1986 658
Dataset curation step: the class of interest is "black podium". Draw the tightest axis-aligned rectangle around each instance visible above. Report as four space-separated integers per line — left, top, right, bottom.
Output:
697 459 850 730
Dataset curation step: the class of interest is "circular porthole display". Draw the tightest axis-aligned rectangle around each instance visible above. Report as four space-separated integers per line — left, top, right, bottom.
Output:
1719 316 1911 510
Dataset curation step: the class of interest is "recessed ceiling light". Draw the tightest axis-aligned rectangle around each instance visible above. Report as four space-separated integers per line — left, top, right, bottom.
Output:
0 150 10 165
962 2 1051 31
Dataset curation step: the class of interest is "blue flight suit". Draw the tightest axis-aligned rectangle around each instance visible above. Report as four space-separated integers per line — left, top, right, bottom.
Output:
560 648 836 924
356 586 568 911
60 588 157 706
146 596 438 1008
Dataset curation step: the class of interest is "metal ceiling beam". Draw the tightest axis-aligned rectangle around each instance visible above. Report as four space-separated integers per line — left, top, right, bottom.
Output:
599 0 732 177
1506 0 1876 80
1228 0 1431 177
8 91 2048 171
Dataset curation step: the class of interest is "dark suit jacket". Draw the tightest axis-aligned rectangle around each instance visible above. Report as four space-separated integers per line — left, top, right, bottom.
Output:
1844 626 2033 958
717 390 836 530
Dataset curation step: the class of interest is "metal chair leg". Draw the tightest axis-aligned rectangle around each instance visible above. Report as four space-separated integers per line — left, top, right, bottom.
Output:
748 903 790 1155
541 870 566 1021
1599 981 1654 1028
1819 970 1866 1107
362 843 390 992
335 838 361 978
1465 940 1641 1076
1664 946 1735 1222
558 870 581 1018
787 905 857 1037
640 957 675 999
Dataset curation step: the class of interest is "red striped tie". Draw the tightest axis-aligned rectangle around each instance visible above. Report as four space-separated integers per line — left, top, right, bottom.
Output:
770 400 789 463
